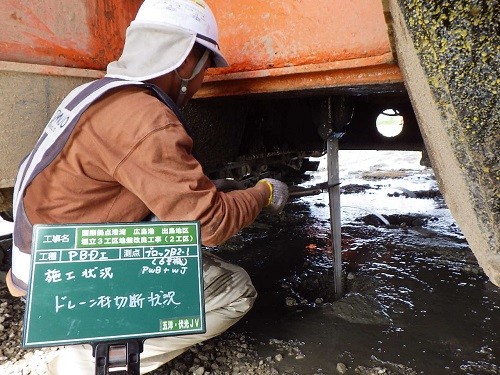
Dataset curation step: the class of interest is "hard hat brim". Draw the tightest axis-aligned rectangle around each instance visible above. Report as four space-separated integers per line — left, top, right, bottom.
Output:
195 37 229 68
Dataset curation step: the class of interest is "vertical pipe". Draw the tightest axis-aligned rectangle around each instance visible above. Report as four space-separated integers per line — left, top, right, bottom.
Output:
327 136 343 300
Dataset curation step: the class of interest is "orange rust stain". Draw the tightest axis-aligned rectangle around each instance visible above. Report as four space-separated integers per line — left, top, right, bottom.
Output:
85 0 141 69
207 0 393 73
7 0 55 37
10 12 20 21
0 0 140 70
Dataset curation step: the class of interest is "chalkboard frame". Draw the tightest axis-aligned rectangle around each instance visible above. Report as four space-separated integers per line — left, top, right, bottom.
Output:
22 221 205 348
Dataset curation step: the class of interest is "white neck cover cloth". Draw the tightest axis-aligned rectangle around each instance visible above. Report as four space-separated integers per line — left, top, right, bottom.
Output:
106 22 197 81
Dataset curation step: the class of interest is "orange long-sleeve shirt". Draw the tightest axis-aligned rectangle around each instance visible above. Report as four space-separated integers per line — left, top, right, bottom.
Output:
24 86 269 247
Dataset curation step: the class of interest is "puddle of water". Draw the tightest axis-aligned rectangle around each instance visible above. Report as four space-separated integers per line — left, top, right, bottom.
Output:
214 151 499 374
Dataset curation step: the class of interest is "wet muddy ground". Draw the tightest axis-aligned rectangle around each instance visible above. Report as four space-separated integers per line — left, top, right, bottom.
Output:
1 150 498 374
209 151 499 374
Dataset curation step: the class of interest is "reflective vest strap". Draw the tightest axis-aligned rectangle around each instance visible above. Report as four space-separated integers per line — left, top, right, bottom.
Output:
14 78 143 211
11 78 145 291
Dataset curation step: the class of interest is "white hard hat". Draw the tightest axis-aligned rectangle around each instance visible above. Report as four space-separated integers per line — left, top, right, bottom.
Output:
136 0 228 68
107 0 228 81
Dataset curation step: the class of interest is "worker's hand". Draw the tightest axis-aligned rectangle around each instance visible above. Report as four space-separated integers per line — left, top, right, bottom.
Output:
257 178 289 214
211 179 246 192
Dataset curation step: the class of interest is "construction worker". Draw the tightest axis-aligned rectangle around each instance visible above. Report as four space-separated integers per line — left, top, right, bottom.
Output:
7 0 288 373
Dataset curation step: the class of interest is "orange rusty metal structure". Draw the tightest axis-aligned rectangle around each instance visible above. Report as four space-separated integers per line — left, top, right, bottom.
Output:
0 0 402 96
203 0 401 96
0 0 140 70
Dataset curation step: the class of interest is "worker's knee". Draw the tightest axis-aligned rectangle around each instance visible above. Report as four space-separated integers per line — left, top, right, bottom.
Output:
202 251 257 313
230 265 257 312
46 345 94 375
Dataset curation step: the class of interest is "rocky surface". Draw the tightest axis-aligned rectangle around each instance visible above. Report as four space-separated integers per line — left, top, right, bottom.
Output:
389 0 500 285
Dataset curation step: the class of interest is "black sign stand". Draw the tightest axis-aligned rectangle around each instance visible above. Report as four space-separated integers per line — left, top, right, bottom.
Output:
93 339 144 375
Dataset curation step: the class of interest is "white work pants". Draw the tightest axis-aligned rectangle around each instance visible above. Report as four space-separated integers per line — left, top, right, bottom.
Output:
46 251 257 374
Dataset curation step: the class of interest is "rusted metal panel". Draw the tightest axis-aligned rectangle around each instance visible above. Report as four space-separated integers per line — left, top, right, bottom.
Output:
210 0 395 72
0 0 141 70
0 0 401 96
204 0 402 96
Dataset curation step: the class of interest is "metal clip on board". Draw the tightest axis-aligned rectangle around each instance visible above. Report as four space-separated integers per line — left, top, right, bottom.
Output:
93 339 143 375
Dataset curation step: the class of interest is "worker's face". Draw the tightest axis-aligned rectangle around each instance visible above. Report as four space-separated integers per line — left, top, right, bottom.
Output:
176 48 212 106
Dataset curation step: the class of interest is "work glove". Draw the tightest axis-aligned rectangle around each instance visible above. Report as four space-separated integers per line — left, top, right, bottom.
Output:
211 179 246 192
257 178 289 214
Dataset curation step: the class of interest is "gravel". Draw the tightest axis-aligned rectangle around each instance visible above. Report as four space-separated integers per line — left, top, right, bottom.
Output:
0 280 420 375
0 282 304 375
0 262 427 375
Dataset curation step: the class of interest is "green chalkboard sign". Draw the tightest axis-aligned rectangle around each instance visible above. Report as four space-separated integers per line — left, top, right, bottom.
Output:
22 222 205 348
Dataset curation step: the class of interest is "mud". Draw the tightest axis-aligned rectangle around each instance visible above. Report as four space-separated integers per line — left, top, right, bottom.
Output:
210 151 499 374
